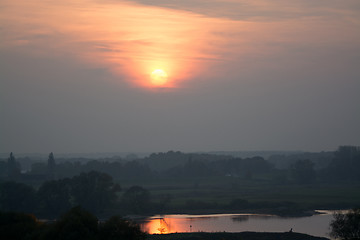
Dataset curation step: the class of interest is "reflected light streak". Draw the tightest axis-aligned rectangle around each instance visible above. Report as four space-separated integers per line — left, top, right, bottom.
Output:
143 217 189 234
142 213 277 234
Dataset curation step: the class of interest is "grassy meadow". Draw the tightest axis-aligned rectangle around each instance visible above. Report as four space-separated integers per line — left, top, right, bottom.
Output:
118 174 360 215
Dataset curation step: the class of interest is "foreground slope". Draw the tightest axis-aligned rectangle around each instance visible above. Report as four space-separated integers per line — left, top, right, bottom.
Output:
147 232 330 240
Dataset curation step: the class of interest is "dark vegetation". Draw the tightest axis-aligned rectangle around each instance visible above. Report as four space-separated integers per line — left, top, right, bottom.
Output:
0 207 333 240
330 208 360 240
0 146 360 219
0 207 145 240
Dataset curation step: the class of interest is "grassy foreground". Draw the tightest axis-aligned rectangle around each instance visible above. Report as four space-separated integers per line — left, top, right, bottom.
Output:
147 232 330 240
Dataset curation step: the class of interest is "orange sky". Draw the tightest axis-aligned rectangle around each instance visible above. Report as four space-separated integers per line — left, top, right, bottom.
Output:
1 0 238 89
1 0 360 153
2 0 359 90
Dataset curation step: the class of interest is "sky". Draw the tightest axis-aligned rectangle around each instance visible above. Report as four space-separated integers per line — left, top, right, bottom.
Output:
1 0 360 154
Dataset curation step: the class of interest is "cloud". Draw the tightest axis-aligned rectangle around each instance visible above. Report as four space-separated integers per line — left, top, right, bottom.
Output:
1 0 359 153
126 0 360 21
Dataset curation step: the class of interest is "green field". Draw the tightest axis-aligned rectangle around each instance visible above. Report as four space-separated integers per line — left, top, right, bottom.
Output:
118 175 360 215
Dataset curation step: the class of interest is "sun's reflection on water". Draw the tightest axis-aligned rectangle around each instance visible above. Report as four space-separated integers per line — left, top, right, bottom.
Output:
143 215 201 234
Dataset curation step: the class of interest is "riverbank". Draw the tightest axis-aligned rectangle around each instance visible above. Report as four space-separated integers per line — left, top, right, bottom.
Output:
154 207 318 217
147 232 330 240
127 208 333 223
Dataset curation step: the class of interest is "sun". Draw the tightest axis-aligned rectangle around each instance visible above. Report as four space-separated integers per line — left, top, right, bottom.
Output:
150 69 168 86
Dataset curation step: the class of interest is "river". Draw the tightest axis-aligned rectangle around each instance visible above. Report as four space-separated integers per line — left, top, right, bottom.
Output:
140 211 336 238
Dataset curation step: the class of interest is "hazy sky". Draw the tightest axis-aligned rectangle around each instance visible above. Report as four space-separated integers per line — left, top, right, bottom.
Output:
1 0 360 154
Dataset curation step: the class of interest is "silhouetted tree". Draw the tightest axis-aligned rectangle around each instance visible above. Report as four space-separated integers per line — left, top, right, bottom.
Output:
99 216 146 240
7 152 21 180
0 207 146 240
36 171 120 218
47 152 56 179
330 208 360 240
122 161 152 180
70 171 121 214
46 206 98 240
122 186 151 214
327 146 360 182
181 159 214 177
37 179 72 218
0 211 39 240
210 157 273 177
291 159 316 184
0 182 37 213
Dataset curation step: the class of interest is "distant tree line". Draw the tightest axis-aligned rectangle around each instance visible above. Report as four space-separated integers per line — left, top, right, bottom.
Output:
0 152 285 182
1 146 360 218
1 146 360 185
324 146 360 182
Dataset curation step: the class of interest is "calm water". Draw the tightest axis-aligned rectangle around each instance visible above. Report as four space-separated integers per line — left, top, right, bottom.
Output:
141 211 335 238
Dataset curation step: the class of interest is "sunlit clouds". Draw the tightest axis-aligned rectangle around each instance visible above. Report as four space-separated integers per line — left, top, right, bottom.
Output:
1 0 360 153
1 0 232 89
1 0 359 89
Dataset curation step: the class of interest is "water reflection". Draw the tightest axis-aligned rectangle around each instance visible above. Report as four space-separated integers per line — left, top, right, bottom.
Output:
140 213 334 238
155 218 170 234
233 214 274 221
142 217 190 234
142 214 274 234
231 215 249 222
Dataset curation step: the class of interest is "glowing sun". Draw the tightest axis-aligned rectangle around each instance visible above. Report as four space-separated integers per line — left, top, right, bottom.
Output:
151 69 168 86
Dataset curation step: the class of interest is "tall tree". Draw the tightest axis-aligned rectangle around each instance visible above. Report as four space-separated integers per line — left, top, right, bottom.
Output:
0 181 37 213
7 152 21 180
47 152 56 179
99 216 145 240
47 206 98 240
70 171 121 214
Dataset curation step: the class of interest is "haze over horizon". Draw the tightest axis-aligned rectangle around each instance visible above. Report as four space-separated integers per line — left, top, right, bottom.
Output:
1 0 359 154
